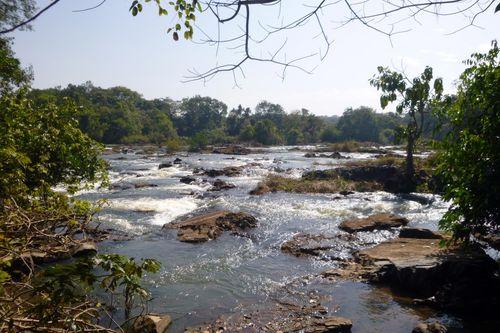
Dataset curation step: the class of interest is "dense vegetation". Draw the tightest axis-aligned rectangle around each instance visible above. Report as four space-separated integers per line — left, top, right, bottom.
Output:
0 38 161 331
29 85 446 149
437 41 500 240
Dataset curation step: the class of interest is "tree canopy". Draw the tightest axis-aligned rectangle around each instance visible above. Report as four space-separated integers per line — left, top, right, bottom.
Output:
437 41 500 240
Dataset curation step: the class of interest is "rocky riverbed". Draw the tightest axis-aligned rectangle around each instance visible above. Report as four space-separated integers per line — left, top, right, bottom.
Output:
77 145 499 332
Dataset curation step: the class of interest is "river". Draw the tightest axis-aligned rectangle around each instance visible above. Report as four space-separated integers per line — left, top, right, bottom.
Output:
77 146 478 332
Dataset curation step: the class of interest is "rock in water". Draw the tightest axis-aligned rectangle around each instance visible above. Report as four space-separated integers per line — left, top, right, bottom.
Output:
173 157 182 164
134 182 159 189
354 237 499 314
131 314 172 333
339 213 409 233
165 211 257 243
179 176 196 184
249 183 271 195
412 322 447 333
212 145 251 155
399 227 443 239
281 233 344 260
209 179 236 191
158 162 173 169
72 242 97 257
203 165 244 177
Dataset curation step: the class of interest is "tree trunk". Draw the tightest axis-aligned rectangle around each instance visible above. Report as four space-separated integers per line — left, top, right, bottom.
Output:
406 134 415 179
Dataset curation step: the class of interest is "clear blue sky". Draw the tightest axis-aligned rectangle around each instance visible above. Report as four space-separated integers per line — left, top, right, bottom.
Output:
11 0 500 115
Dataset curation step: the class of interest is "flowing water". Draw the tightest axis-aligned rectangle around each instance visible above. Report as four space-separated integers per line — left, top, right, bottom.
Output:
77 146 479 332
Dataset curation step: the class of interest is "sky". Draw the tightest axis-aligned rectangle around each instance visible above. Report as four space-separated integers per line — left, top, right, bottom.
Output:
10 0 500 116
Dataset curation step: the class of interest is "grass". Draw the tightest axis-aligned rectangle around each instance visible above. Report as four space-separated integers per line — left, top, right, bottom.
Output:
314 141 386 153
252 152 441 195
255 175 383 194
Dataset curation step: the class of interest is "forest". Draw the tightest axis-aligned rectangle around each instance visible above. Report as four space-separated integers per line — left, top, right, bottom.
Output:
29 83 445 148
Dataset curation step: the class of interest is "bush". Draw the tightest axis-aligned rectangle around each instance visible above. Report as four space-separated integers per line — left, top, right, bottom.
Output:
437 41 500 240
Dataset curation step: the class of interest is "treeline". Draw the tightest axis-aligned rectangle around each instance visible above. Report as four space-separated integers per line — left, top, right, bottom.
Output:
30 82 445 147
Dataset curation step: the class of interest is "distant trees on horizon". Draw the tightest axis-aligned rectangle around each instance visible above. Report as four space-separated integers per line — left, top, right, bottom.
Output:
28 82 446 147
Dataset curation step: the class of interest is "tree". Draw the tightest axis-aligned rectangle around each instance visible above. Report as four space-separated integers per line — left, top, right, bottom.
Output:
0 37 32 94
254 119 283 145
239 124 256 142
337 107 380 142
0 0 36 32
255 100 286 131
177 95 227 136
226 105 252 136
370 66 443 179
320 125 340 143
286 128 304 145
437 41 499 240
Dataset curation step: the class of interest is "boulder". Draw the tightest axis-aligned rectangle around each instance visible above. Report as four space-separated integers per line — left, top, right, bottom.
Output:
399 228 443 239
324 152 349 159
412 322 447 333
281 233 342 260
109 182 135 191
304 152 318 158
249 183 271 195
173 157 182 164
339 190 354 196
212 145 251 155
209 179 236 191
131 314 172 333
203 166 244 177
165 211 257 243
180 176 196 184
339 213 409 233
134 182 159 189
72 242 97 257
354 237 500 313
159 162 173 169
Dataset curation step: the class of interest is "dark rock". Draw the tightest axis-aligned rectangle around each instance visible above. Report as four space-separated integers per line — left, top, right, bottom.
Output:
159 162 173 169
281 233 344 260
212 145 251 155
339 190 354 196
72 242 97 257
305 152 349 159
180 176 196 184
203 165 244 177
326 152 349 159
165 211 257 243
412 322 447 333
209 179 236 191
339 213 409 233
109 182 135 191
249 183 271 195
398 193 435 205
134 182 159 189
131 314 172 333
173 157 182 164
399 228 443 239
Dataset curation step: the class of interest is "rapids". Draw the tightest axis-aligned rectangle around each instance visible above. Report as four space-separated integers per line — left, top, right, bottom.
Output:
77 146 478 332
